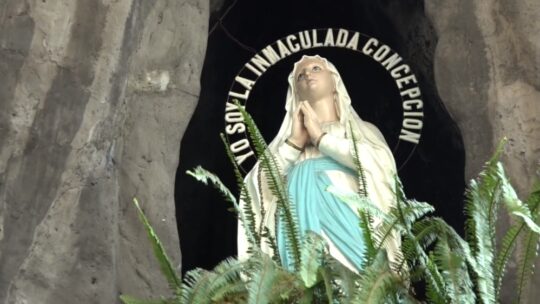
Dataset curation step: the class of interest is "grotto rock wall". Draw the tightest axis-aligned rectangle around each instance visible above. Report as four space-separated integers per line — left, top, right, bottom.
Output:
0 0 208 303
425 0 540 302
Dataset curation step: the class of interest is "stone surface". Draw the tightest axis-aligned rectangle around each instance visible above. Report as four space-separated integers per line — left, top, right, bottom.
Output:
0 0 208 303
425 0 540 302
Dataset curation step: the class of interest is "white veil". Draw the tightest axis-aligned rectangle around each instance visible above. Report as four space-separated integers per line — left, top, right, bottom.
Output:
238 54 403 272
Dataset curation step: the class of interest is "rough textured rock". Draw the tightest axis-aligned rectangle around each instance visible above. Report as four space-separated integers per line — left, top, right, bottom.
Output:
1 0 538 302
425 0 540 302
0 0 208 303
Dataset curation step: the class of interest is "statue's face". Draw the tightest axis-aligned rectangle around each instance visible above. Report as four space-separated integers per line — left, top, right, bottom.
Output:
294 58 335 101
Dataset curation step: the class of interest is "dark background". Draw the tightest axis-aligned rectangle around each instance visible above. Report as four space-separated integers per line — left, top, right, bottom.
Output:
175 0 466 275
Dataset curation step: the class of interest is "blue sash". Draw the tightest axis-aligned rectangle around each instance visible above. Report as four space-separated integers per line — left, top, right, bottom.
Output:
277 156 366 271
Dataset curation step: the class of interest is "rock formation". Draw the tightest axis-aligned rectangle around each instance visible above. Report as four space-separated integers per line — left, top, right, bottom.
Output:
0 0 208 303
425 0 540 302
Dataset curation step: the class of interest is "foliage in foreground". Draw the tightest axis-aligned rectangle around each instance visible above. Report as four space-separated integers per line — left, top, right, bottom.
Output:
121 102 540 303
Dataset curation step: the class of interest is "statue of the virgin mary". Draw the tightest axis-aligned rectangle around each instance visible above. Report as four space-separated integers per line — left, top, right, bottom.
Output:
237 54 403 274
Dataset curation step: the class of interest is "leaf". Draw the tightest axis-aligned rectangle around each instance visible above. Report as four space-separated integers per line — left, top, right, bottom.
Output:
359 210 378 267
206 257 247 302
496 162 540 234
235 99 302 270
180 268 215 303
348 121 369 198
299 232 326 288
133 198 181 289
221 133 261 249
432 235 476 304
463 140 508 304
186 166 238 210
323 255 359 302
187 165 260 247
515 227 540 303
352 251 408 304
326 185 389 221
247 254 298 304
515 183 540 303
493 223 523 296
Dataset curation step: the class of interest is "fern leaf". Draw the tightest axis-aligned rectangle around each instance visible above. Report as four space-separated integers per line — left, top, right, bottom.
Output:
359 210 378 267
210 281 248 303
493 223 522 297
179 268 215 304
186 166 237 209
299 232 326 288
515 227 540 303
317 264 335 304
325 255 359 302
348 121 368 197
373 200 434 254
515 183 540 303
235 99 302 270
326 185 389 220
261 226 281 263
247 254 298 304
463 140 508 304
496 162 540 233
433 235 476 304
220 133 261 249
205 257 247 302
133 198 181 290
352 251 408 304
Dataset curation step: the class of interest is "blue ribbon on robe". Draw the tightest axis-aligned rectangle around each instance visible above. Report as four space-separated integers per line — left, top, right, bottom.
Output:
277 156 366 272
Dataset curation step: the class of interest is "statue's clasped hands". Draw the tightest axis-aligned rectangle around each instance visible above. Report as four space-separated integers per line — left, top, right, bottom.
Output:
288 101 324 149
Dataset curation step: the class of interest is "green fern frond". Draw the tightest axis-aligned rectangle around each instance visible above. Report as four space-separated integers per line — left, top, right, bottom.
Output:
234 99 302 270
396 218 448 303
324 255 359 302
220 133 261 249
432 235 476 304
317 265 335 304
133 198 181 290
299 232 327 288
413 217 478 273
373 200 434 253
348 121 368 197
463 139 540 304
410 218 439 251
359 210 378 267
515 183 540 303
351 250 408 304
496 162 540 233
493 223 522 297
515 227 540 303
179 268 216 304
398 232 446 303
326 185 390 220
205 257 247 302
261 226 281 264
393 177 435 229
186 166 237 208
210 281 248 303
423 252 448 304
247 254 299 304
186 166 259 249
463 141 508 304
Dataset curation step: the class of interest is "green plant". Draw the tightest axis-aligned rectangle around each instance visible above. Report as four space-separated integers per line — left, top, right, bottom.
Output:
121 103 540 303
